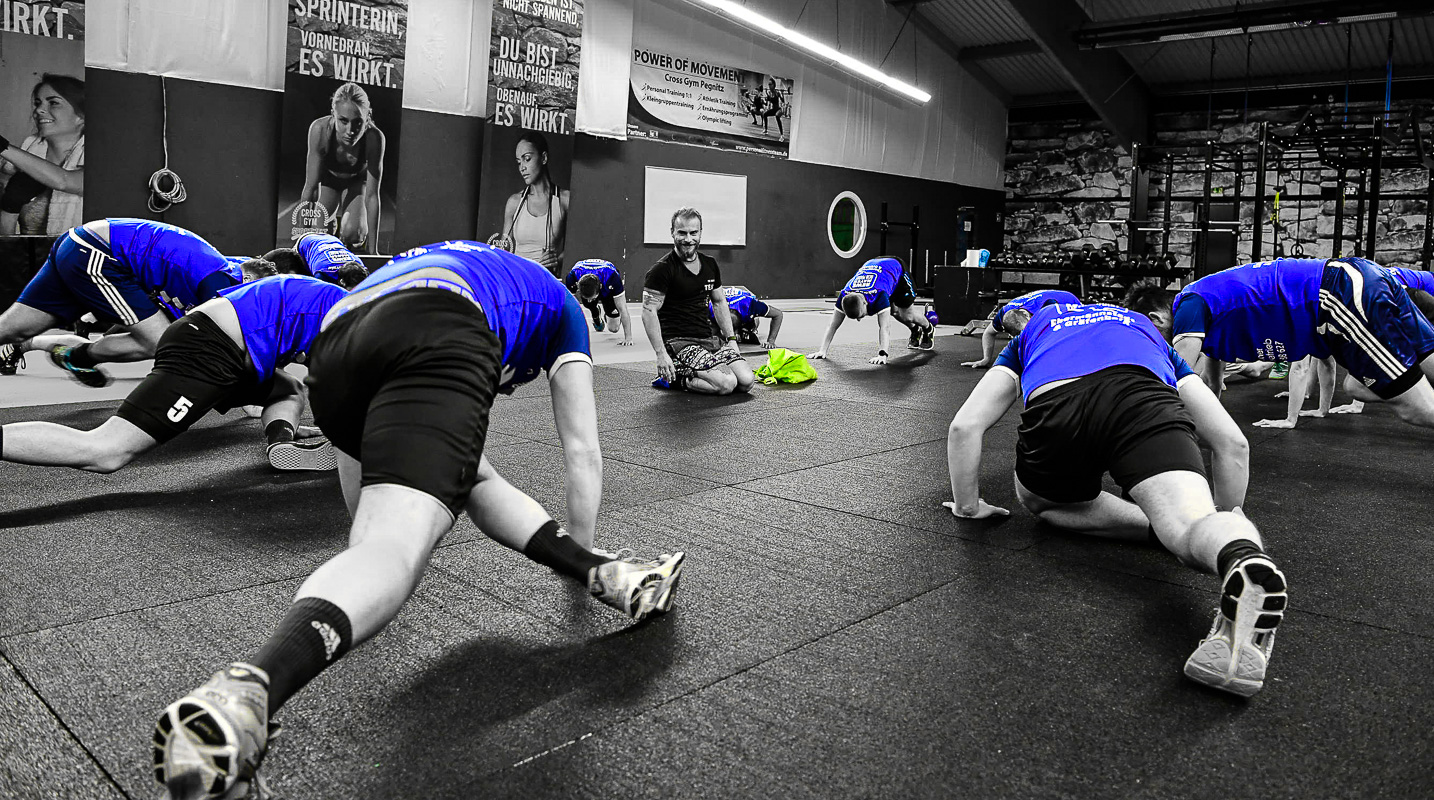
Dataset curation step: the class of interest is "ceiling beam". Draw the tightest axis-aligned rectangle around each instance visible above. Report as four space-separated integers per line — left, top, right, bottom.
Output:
1074 0 1434 48
1004 0 1151 150
905 7 1012 106
958 40 1042 62
1155 65 1434 96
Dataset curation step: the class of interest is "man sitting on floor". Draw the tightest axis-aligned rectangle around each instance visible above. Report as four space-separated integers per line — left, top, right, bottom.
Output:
565 258 633 345
809 256 934 365
0 218 272 386
1125 256 1434 430
962 288 1081 369
944 300 1286 697
642 207 754 394
0 273 347 473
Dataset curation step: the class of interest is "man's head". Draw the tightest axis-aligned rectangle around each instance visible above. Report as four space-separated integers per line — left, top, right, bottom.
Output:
261 247 307 276
671 207 702 260
334 262 368 290
1123 282 1177 341
840 292 868 320
998 307 1034 335
576 273 601 302
238 258 278 283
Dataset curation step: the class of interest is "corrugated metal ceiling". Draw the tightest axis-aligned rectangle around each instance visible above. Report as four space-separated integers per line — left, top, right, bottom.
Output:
912 0 1434 100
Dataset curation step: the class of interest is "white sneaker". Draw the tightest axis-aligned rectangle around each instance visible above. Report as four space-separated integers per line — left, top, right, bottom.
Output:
1184 556 1287 697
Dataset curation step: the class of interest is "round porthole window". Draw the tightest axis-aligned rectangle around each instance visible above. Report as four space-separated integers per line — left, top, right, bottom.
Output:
828 191 866 258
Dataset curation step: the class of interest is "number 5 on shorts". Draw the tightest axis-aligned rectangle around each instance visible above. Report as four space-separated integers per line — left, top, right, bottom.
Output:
167 396 193 422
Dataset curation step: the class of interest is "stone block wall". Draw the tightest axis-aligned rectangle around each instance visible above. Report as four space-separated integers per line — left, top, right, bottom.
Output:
1004 101 1433 270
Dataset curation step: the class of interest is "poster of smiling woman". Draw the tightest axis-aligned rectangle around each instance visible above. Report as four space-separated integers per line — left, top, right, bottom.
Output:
275 0 407 255
0 1 87 239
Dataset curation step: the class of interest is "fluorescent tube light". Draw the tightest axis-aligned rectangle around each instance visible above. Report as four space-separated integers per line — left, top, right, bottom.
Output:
682 0 932 103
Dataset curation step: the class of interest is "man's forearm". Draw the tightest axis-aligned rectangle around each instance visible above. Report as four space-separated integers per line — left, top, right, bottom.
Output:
877 318 890 354
947 427 984 512
766 311 783 342
1283 357 1312 422
712 301 735 340
619 306 633 340
981 325 998 362
642 308 666 354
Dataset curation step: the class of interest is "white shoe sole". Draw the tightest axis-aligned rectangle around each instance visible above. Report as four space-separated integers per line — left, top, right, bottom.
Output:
1184 558 1285 697
267 440 338 471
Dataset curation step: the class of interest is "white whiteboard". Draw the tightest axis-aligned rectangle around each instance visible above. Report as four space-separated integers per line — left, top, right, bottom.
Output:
643 167 747 246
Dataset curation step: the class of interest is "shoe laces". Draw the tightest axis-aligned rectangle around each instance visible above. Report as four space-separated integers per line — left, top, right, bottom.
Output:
592 546 634 561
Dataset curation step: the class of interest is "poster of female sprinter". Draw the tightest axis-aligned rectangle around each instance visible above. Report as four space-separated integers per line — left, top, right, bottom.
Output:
477 123 573 276
0 1 87 238
275 0 407 255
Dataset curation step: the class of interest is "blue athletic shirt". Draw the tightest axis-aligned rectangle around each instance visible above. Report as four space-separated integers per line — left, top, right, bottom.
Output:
995 289 1081 332
564 259 624 297
711 286 770 321
297 233 363 284
993 303 1197 403
105 218 238 312
347 241 591 391
1387 266 1434 295
1174 258 1329 363
220 275 348 382
837 257 902 313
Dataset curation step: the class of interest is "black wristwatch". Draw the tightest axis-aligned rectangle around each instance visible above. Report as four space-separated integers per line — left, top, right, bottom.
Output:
878 349 888 356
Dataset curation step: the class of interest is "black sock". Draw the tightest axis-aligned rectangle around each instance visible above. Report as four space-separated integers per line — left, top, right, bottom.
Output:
66 343 98 369
264 419 296 445
522 520 608 581
251 597 353 713
1216 539 1265 578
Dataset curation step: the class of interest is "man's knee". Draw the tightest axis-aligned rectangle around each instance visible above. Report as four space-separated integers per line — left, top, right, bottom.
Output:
79 435 146 474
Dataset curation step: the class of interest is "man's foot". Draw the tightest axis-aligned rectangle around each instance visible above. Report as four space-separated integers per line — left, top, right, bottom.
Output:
593 317 605 332
0 343 25 376
918 325 935 350
1184 556 1287 697
588 552 686 620
1269 362 1290 380
652 375 687 391
907 327 921 349
153 663 272 800
267 439 338 471
49 345 110 388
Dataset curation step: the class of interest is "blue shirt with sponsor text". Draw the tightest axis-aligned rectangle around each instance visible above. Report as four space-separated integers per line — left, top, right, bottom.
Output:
220 274 347 382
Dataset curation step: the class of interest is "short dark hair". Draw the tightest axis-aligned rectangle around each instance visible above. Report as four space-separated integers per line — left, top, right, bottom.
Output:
840 293 864 318
239 258 278 281
334 262 368 289
261 247 307 276
576 273 600 298
1122 281 1175 315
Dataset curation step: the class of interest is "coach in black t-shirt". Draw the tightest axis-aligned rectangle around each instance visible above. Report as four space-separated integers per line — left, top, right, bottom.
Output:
642 207 754 394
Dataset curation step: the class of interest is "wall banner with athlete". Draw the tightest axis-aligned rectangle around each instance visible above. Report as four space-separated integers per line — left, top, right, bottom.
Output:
627 48 794 159
477 122 573 278
0 0 87 240
275 0 407 255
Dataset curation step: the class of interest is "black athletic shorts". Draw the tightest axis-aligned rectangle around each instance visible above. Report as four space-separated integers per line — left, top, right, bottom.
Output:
1015 365 1206 504
306 288 502 515
117 313 271 442
891 268 917 309
582 294 619 318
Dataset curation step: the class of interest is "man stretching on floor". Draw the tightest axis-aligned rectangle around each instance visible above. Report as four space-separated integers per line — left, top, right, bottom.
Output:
712 285 783 348
809 256 934 365
261 231 368 288
962 288 1080 369
153 241 685 800
565 258 633 345
643 207 754 394
945 300 1286 697
0 273 347 473
0 218 272 386
1125 256 1434 430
